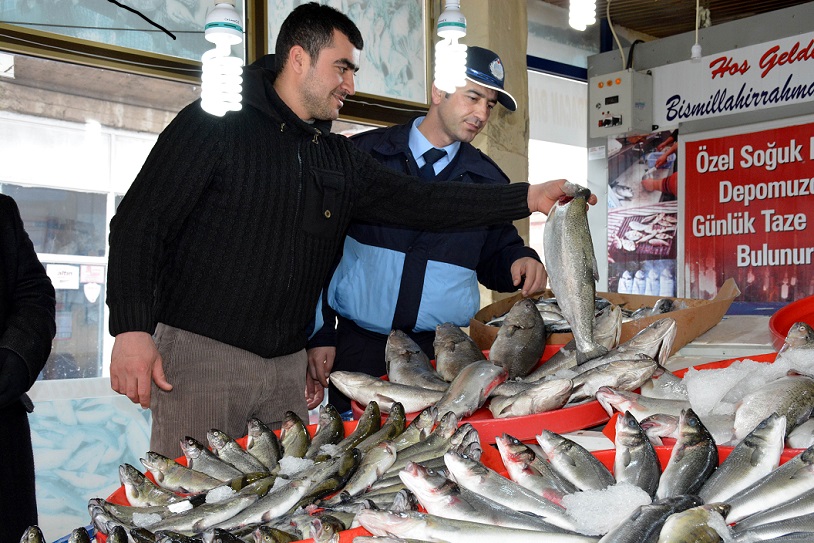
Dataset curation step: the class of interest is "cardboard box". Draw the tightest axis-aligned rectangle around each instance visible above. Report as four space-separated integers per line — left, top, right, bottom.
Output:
470 278 741 357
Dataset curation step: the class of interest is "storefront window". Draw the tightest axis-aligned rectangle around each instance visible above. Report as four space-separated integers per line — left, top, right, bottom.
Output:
1 184 107 257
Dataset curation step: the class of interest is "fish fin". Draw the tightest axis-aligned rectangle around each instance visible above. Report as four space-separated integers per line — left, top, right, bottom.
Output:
576 346 609 365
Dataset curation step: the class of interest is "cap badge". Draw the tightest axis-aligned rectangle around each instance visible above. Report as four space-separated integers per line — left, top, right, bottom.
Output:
489 58 504 82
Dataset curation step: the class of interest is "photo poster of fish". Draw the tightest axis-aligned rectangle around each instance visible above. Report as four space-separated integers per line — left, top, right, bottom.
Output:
682 118 814 308
605 129 680 297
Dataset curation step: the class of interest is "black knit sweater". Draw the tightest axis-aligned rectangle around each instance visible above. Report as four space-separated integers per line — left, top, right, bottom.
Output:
107 56 531 358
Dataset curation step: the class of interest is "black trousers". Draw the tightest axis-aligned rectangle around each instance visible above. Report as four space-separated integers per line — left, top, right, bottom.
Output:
328 317 436 414
0 401 37 541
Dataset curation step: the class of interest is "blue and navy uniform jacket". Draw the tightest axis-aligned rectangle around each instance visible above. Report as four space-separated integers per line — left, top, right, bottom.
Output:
308 119 540 346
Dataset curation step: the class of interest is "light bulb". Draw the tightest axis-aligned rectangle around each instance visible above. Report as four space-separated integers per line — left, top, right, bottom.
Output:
569 0 596 31
201 1 244 117
433 1 467 94
691 43 702 62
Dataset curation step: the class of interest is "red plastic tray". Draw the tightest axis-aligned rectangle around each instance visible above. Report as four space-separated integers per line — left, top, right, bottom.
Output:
769 294 814 351
350 344 611 444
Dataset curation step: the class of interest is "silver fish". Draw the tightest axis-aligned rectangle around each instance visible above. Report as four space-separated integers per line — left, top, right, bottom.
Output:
398 461 571 533
543 181 607 365
495 433 577 500
144 494 259 535
105 526 128 543
246 417 283 469
356 509 599 543
488 378 572 419
326 440 397 502
488 298 548 379
778 322 814 358
180 435 244 482
386 416 465 475
208 429 269 474
536 429 615 491
734 488 814 532
575 317 677 372
392 406 437 452
215 449 359 530
434 323 487 382
731 512 814 541
639 413 681 445
569 355 658 404
596 386 691 420
68 528 91 543
788 419 814 449
597 495 704 543
86 497 183 527
386 330 449 392
20 526 46 543
699 413 786 504
443 450 575 531
613 411 661 497
140 452 224 495
331 400 381 456
305 404 345 460
726 446 814 523
524 304 622 380
734 375 814 442
329 371 444 414
119 463 183 506
355 402 406 454
434 360 507 419
278 411 311 460
656 408 718 499
640 366 689 401
656 503 732 543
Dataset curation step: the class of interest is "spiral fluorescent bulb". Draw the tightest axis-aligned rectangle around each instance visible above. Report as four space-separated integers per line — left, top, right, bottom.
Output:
569 0 596 31
434 1 467 94
201 1 244 117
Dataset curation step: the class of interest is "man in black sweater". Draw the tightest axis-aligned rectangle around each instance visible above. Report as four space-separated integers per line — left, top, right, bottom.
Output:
0 194 57 541
107 2 593 456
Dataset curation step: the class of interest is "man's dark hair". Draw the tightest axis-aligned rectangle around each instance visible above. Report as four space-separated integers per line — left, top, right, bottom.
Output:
275 2 364 72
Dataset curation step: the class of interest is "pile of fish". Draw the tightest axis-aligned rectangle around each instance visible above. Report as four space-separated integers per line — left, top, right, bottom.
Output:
331 305 677 422
597 321 814 448
356 409 814 543
41 400 496 542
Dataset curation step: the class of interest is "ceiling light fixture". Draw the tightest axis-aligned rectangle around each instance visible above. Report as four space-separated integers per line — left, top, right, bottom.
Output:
200 1 244 117
434 0 467 94
691 0 702 61
569 0 597 31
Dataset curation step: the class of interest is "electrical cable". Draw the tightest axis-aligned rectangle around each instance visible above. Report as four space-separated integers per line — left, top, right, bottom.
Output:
106 0 175 40
605 0 626 71
625 39 644 70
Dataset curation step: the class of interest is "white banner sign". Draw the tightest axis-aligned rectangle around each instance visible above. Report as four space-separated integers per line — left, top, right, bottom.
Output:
652 32 814 128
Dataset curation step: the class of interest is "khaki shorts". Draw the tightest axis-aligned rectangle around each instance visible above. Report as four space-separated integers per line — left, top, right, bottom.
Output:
149 323 308 458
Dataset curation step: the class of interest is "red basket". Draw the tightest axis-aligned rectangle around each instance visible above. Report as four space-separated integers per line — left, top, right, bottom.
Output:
769 294 814 352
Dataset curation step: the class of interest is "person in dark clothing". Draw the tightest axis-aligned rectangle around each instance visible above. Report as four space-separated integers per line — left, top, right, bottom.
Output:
0 194 57 541
307 46 546 415
107 2 587 456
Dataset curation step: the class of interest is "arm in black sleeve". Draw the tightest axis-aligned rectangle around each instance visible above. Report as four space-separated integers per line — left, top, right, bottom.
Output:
0 195 56 407
344 140 531 230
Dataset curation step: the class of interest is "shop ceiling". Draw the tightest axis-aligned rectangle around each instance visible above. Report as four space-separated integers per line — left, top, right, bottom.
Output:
539 0 813 39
